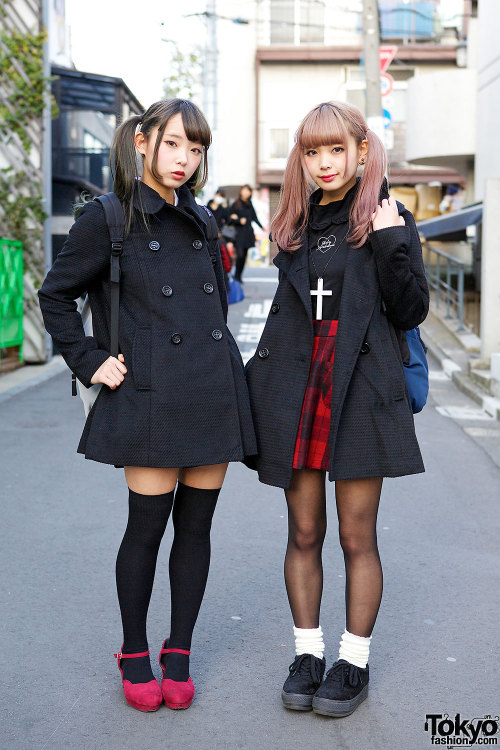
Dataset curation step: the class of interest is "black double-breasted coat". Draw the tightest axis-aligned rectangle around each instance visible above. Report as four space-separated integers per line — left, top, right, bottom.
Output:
38 182 257 468
244 198 429 489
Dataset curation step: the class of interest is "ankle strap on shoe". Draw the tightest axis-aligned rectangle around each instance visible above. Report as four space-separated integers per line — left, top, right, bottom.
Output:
114 649 150 660
159 647 191 656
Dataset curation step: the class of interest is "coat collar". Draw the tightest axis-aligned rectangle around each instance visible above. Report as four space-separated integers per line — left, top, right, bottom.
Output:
132 181 196 214
132 180 207 234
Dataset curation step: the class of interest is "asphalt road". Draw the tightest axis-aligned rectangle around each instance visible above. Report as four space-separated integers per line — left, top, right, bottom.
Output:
1 266 499 750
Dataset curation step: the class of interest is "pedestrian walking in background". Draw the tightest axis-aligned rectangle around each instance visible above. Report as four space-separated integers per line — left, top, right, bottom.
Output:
229 185 263 282
208 187 230 230
38 98 256 714
244 101 429 718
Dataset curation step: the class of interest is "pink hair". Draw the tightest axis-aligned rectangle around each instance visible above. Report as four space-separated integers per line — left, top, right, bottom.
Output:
271 101 387 252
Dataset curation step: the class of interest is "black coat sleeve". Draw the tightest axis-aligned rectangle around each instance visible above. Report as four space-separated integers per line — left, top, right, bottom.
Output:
37 200 113 387
208 235 228 324
368 207 429 331
250 202 263 229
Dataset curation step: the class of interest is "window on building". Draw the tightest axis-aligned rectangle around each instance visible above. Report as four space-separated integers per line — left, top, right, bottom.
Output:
270 0 295 44
300 0 325 44
270 128 290 158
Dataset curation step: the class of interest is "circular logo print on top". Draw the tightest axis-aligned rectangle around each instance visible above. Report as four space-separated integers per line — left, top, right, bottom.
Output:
149 240 160 251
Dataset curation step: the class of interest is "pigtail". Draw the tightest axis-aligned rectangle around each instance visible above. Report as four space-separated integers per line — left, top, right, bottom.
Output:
271 143 310 253
349 128 387 248
110 114 143 233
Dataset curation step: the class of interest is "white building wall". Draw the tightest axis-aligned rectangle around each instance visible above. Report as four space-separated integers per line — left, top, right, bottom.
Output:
212 0 258 189
475 1 500 202
258 63 347 172
405 68 476 173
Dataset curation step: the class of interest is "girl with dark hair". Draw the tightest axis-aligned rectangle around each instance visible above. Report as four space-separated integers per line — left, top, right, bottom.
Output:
229 184 263 282
245 101 428 717
38 99 256 713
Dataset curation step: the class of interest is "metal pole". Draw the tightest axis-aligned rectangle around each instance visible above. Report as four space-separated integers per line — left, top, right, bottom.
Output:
203 0 217 199
361 0 384 142
41 0 53 362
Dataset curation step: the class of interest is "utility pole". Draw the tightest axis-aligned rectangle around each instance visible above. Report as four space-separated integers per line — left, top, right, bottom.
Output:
203 0 218 199
361 0 384 144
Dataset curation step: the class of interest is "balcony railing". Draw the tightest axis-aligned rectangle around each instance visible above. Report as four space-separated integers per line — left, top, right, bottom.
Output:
423 242 465 330
52 148 111 192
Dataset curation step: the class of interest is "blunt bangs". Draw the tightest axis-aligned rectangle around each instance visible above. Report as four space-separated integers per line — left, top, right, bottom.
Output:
297 103 350 150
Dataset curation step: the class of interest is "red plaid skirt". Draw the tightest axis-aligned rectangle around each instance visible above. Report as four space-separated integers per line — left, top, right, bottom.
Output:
292 319 338 471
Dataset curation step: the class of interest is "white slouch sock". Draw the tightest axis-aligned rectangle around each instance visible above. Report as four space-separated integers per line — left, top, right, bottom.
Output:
293 626 325 659
338 628 371 668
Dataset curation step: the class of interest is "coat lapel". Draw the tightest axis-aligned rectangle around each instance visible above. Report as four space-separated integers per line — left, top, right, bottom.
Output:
273 238 313 324
330 242 379 437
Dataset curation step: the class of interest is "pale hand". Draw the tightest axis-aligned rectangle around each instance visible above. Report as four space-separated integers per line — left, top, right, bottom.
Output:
91 353 127 389
240 217 247 225
372 196 405 231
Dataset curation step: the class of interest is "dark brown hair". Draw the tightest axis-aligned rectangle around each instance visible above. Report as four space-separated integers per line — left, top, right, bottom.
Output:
111 98 212 232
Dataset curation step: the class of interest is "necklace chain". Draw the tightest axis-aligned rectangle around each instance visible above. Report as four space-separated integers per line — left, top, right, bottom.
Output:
309 225 350 281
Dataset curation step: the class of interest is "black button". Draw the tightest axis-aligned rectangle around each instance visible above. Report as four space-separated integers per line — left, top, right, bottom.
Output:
204 283 214 294
360 342 371 354
271 303 280 313
212 329 223 341
171 333 182 345
258 348 269 359
149 240 160 251
192 239 203 250
162 285 173 297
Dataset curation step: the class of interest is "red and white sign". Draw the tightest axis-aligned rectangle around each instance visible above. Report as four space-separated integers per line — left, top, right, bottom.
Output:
379 45 398 74
380 73 394 97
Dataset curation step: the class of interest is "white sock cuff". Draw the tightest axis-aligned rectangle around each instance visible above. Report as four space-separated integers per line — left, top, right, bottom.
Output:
293 626 325 659
338 628 371 668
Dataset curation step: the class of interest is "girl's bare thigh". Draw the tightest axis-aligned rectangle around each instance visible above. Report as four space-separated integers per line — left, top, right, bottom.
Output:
124 463 228 495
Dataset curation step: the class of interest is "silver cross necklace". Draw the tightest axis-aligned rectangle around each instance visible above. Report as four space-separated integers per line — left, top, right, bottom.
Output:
309 226 349 320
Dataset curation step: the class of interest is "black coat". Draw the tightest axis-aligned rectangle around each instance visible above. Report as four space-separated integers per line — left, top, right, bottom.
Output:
38 182 257 468
244 201 429 489
229 199 263 249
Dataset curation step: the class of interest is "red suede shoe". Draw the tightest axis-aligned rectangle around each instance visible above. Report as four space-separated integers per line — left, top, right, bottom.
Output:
114 648 162 712
159 641 195 709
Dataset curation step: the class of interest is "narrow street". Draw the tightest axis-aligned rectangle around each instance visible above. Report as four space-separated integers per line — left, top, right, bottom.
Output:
1 268 499 750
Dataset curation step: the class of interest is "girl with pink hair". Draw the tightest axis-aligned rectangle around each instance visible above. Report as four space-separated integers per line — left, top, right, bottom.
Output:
245 101 428 717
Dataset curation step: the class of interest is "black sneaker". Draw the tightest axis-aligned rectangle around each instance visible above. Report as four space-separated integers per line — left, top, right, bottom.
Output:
281 653 326 711
312 659 369 717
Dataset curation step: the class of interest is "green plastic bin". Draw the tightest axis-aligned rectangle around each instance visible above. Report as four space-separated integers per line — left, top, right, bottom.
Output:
0 237 24 362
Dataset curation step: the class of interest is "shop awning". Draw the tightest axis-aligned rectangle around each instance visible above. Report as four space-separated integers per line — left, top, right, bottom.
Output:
417 203 483 239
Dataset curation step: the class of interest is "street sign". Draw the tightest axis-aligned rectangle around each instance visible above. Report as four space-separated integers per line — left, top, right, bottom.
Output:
380 73 394 97
379 45 398 74
383 108 392 128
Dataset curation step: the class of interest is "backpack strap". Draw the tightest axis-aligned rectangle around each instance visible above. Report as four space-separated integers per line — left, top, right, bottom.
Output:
95 192 125 358
198 205 220 266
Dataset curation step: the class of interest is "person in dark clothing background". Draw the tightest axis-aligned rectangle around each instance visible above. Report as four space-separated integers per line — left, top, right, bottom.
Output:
229 184 263 282
208 188 229 230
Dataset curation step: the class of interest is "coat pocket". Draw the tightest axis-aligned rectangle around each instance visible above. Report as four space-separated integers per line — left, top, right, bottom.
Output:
132 326 151 391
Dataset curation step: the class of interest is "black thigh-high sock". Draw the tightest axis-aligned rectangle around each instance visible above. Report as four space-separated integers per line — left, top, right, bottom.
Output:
116 488 174 683
161 482 220 681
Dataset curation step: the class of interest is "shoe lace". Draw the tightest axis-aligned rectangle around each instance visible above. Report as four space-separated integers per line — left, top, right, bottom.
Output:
289 653 322 683
324 660 361 688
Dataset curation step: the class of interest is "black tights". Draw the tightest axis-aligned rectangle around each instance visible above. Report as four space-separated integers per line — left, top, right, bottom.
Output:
115 482 220 683
284 469 383 638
